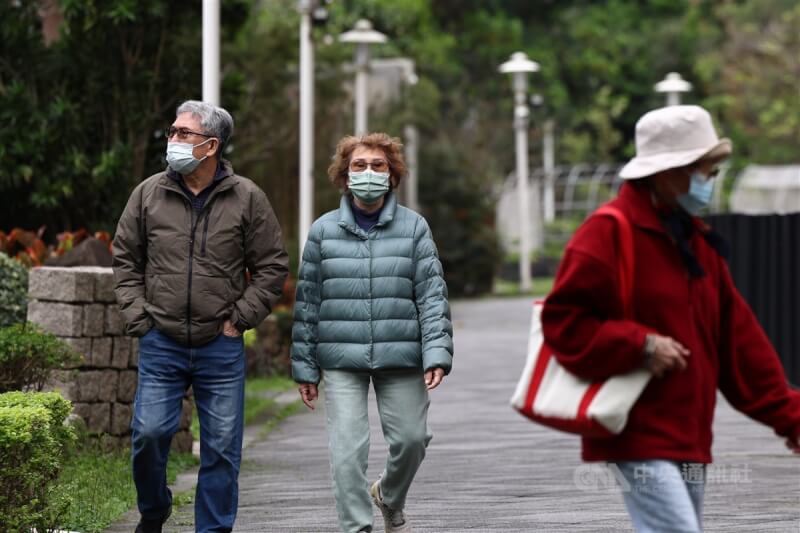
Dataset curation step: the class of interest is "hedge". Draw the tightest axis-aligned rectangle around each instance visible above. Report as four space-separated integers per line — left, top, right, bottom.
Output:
0 323 79 393
0 252 28 328
0 391 75 532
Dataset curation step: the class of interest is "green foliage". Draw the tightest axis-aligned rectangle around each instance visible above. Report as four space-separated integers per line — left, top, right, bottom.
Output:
0 252 28 328
49 448 198 533
0 0 250 232
0 323 79 393
693 0 800 165
0 391 76 532
418 136 501 296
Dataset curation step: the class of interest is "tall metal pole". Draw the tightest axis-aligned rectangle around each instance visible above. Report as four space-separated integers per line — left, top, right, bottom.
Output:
500 52 538 293
354 44 369 135
298 1 315 255
202 0 220 105
403 124 419 212
543 119 556 223
513 77 532 292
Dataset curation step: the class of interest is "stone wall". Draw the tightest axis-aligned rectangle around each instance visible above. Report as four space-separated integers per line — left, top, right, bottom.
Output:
27 266 193 452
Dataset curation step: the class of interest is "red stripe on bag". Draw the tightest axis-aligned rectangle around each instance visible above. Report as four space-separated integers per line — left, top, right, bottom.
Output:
524 343 551 413
577 381 603 420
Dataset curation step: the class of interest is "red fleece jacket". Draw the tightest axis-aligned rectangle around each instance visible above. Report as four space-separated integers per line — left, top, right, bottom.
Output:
542 182 800 463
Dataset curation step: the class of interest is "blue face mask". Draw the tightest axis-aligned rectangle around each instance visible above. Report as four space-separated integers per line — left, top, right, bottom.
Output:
348 169 390 204
677 172 714 215
166 138 212 175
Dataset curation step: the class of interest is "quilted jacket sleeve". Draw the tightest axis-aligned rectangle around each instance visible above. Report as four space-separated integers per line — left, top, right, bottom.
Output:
291 222 323 384
412 217 454 374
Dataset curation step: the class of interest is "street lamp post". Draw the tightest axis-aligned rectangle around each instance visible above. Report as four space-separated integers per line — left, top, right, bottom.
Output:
202 0 220 105
654 72 692 106
339 19 387 135
500 52 539 293
297 0 316 255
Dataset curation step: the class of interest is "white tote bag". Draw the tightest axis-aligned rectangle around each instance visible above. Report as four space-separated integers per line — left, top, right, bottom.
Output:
510 205 651 437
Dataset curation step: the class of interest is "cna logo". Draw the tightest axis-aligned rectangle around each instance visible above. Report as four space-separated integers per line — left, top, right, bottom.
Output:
573 464 631 492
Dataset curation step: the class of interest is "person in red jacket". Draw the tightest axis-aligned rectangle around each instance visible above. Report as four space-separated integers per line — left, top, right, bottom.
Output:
542 105 800 533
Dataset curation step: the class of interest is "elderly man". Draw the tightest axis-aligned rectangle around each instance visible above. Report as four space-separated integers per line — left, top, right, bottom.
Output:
113 100 289 533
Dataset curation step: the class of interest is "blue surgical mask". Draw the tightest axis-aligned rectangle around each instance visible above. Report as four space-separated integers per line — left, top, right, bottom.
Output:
166 138 212 175
677 172 714 215
348 169 390 204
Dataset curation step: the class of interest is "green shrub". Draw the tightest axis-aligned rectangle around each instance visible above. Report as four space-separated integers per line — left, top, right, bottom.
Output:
0 391 76 532
0 252 28 328
0 323 79 393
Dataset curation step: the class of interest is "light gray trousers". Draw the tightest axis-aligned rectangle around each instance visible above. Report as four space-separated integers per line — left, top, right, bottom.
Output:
323 369 432 533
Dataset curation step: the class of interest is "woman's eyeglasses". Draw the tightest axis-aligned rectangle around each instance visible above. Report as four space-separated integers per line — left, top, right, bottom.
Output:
165 126 213 141
349 159 389 173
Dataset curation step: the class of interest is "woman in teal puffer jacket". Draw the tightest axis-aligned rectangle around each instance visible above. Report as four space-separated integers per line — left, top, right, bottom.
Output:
291 132 453 533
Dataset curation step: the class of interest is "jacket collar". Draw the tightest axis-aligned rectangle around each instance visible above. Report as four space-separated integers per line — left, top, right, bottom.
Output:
338 192 397 237
616 181 712 238
615 182 670 236
159 159 237 195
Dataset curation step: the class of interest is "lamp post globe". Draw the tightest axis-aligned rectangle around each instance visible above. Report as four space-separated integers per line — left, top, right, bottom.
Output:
654 72 692 106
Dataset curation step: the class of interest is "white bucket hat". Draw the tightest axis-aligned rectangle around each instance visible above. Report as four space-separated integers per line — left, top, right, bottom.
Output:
619 105 732 180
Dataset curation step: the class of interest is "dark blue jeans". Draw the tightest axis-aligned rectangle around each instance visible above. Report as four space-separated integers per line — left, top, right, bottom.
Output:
131 328 245 533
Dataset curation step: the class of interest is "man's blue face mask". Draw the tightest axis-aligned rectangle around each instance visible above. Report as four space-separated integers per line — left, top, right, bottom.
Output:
677 171 715 216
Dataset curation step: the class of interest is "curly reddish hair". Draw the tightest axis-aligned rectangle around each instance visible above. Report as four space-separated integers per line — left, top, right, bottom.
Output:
327 132 407 191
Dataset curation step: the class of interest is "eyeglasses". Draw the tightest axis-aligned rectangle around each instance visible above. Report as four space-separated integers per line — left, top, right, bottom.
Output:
349 158 389 173
165 126 213 141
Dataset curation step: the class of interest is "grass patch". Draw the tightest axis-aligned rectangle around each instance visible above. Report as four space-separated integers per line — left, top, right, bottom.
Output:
50 448 198 533
493 276 554 297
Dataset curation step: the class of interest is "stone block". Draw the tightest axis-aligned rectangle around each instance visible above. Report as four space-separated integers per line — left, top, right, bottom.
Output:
180 398 194 430
27 300 83 336
104 305 123 336
97 369 118 402
83 304 105 337
111 337 130 369
129 337 139 368
47 370 78 401
58 337 90 368
75 371 101 402
88 267 117 303
171 430 193 454
118 370 138 403
110 403 133 435
90 337 112 367
28 266 94 303
73 402 110 434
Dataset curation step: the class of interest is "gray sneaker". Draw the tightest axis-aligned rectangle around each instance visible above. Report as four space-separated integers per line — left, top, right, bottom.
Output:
370 480 412 533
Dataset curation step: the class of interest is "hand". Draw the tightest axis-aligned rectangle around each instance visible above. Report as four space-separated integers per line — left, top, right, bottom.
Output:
298 383 318 410
223 319 241 337
424 368 445 390
645 334 690 378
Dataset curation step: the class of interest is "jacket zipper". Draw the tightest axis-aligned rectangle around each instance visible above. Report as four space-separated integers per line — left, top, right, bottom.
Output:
186 197 221 345
187 209 200 346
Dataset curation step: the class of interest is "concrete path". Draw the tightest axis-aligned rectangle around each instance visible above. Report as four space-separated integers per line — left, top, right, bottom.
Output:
109 297 800 532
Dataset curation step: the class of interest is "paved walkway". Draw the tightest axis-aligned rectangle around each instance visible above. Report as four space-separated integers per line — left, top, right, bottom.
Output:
109 297 800 532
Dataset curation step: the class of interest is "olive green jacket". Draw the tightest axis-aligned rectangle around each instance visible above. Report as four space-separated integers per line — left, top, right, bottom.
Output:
112 160 289 346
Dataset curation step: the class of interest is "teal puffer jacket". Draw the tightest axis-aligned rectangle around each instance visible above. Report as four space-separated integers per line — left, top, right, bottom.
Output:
291 193 453 384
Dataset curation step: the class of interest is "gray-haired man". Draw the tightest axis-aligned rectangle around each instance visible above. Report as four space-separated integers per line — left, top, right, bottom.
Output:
113 101 289 533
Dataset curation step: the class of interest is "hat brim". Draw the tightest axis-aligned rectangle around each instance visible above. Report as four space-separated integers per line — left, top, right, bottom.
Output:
619 138 732 180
